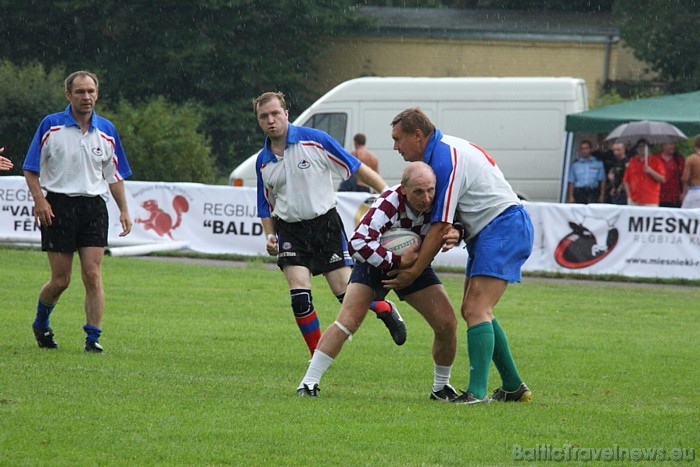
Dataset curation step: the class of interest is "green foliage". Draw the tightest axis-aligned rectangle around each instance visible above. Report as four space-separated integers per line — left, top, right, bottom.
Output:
615 0 700 92
592 90 628 109
0 0 364 176
0 61 66 176
592 88 665 109
101 97 216 183
1 247 698 464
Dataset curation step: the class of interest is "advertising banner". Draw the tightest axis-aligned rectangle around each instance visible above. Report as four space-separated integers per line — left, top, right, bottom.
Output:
2 177 698 279
524 201 700 279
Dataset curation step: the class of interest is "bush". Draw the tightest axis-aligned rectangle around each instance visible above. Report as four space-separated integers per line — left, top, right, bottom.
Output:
0 61 66 176
101 97 216 183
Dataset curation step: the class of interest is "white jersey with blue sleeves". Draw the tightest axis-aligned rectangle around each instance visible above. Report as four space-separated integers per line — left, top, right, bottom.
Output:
256 123 360 222
426 129 519 241
23 106 132 197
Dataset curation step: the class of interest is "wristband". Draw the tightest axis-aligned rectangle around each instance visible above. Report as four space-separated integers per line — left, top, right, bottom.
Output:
266 233 276 241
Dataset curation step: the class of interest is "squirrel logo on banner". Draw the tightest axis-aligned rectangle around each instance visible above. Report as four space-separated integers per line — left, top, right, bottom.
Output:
135 195 190 239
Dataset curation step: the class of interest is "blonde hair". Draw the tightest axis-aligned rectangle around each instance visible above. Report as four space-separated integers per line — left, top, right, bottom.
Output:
252 92 287 115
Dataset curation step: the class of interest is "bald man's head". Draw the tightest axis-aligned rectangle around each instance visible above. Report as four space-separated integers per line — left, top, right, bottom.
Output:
401 162 436 214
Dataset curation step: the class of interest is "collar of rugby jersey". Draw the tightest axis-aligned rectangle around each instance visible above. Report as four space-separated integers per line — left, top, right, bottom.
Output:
63 105 97 132
422 128 443 165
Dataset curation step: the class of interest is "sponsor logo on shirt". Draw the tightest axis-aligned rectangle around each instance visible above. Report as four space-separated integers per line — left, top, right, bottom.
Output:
298 159 310 169
92 147 104 157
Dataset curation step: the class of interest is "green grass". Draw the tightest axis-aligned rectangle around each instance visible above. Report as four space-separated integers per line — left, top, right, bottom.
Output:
1 247 698 465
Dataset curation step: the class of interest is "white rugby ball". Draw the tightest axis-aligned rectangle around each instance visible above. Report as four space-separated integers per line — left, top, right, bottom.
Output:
380 228 421 254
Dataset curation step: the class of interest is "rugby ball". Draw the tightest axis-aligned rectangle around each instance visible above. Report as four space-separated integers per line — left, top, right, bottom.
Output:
380 229 421 254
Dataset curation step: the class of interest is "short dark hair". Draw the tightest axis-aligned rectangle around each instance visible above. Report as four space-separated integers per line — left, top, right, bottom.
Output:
252 92 287 115
65 70 99 93
353 133 366 146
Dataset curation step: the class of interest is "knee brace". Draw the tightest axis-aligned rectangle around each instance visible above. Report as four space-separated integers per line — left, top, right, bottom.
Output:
290 289 313 318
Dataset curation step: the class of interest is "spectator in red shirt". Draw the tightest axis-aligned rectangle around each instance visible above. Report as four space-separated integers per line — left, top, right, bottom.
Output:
623 140 666 206
654 143 685 208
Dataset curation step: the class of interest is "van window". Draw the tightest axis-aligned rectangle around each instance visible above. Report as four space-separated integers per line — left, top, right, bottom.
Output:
301 113 347 146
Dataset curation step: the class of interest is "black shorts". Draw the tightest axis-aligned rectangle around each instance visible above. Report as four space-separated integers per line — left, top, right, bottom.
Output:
41 192 109 252
349 261 442 301
573 187 599 204
275 208 353 276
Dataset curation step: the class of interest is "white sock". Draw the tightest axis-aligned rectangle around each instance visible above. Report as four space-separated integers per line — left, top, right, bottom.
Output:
298 350 334 389
433 364 452 392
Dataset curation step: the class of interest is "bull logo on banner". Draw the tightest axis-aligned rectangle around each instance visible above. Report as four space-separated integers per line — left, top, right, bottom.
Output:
554 215 619 269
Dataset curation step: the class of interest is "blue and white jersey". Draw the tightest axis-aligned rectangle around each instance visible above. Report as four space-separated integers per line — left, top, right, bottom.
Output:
256 123 360 222
23 106 132 197
425 129 519 242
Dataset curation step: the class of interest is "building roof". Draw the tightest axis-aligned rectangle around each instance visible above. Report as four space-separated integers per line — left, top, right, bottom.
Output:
357 6 619 43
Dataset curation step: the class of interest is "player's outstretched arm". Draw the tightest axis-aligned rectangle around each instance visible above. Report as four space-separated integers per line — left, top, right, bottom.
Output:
354 163 388 193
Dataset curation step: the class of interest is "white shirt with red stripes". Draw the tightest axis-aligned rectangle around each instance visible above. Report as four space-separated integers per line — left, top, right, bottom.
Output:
425 129 519 242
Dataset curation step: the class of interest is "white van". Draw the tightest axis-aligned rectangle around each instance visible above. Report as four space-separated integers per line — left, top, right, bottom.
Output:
230 76 588 201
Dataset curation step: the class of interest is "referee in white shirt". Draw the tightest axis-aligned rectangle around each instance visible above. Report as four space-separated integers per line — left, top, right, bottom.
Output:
23 70 132 353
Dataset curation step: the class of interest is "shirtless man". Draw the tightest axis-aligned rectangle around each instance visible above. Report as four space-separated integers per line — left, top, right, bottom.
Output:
339 133 380 192
681 135 700 209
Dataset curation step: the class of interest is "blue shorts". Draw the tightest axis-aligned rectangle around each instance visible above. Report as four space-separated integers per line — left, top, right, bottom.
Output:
466 204 533 283
349 261 441 301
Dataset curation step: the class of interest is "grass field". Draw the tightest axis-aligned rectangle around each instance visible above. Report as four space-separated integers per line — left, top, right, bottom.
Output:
1 247 698 465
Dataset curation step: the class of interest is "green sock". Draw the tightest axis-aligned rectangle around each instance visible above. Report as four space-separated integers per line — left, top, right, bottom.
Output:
466 321 494 399
492 317 523 392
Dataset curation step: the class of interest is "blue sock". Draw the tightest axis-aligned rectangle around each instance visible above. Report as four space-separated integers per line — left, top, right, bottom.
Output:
83 324 102 343
33 300 56 330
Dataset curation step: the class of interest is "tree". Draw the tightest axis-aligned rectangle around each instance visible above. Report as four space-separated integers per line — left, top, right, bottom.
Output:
0 0 364 176
100 97 216 183
0 61 66 177
615 0 700 92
